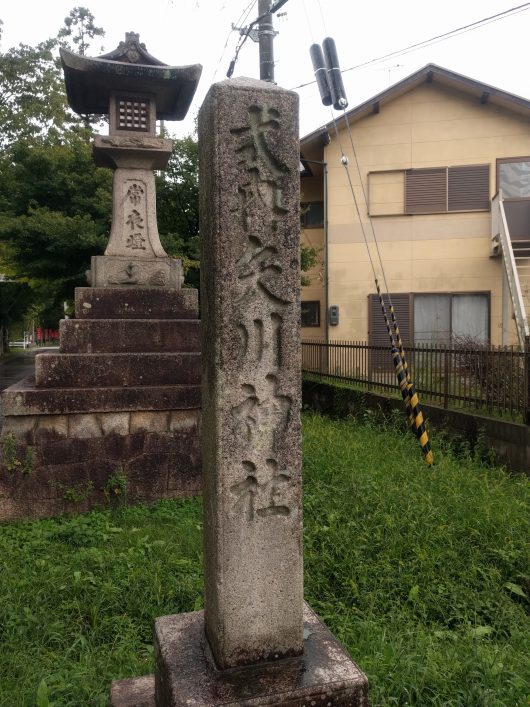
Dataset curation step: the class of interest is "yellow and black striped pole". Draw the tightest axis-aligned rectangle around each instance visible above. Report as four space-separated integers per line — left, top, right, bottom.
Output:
375 279 434 466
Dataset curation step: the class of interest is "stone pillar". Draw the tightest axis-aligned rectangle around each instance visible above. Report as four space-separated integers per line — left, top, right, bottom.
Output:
199 78 303 669
110 76 369 707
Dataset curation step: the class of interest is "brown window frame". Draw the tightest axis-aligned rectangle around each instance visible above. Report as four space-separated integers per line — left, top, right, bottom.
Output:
496 156 530 201
404 164 490 215
412 291 491 345
368 291 491 345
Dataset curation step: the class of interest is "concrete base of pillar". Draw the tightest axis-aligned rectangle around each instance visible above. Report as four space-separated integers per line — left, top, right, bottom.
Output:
110 603 368 706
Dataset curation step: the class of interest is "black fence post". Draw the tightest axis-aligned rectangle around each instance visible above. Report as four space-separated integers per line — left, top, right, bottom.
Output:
523 336 530 425
444 344 449 410
300 338 525 421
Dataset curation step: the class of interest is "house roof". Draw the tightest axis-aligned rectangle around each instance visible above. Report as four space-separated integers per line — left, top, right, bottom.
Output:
300 63 530 151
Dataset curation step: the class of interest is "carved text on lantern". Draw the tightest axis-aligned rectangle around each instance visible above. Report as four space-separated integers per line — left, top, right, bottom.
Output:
126 233 146 250
126 209 144 231
127 183 145 205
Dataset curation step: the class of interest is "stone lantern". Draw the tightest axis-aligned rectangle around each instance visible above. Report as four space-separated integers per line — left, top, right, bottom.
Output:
61 32 202 287
0 37 203 522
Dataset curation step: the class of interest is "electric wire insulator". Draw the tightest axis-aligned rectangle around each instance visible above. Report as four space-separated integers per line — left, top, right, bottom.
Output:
322 37 348 111
309 43 332 106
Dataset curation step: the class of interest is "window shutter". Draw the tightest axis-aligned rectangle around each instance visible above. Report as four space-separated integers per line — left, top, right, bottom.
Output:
369 293 412 346
405 168 446 213
448 165 490 211
368 294 412 374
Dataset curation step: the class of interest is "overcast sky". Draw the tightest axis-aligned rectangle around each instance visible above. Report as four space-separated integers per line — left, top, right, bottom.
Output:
2 0 530 138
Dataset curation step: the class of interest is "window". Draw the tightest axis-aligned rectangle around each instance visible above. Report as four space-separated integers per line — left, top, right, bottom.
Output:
405 165 490 214
496 157 530 238
301 301 320 327
368 293 412 346
368 293 412 373
497 157 530 199
368 292 489 347
368 165 490 215
413 293 489 344
406 168 447 213
301 202 324 228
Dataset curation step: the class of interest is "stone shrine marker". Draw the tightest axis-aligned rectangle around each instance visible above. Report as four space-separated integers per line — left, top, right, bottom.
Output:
199 80 303 669
111 77 368 706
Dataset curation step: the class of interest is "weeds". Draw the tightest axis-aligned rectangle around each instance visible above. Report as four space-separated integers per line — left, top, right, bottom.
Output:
21 446 35 475
2 434 35 474
103 468 128 506
2 433 20 472
50 479 94 504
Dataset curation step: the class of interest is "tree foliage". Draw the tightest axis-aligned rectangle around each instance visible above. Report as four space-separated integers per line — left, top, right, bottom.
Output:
0 132 111 306
0 23 71 148
157 135 200 287
0 280 33 353
57 7 104 56
0 9 111 340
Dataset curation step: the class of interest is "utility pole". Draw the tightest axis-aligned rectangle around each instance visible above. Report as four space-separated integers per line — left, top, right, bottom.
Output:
258 0 275 82
228 0 287 81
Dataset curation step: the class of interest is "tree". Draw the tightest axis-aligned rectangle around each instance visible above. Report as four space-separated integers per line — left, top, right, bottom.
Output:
0 32 72 148
157 135 200 287
300 244 320 287
0 280 33 354
0 131 112 306
0 10 109 338
57 7 104 56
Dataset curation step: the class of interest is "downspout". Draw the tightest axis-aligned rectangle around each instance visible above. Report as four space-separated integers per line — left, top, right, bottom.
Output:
323 162 329 344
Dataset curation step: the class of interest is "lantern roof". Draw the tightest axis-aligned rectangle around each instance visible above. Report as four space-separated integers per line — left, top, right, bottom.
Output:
60 32 202 120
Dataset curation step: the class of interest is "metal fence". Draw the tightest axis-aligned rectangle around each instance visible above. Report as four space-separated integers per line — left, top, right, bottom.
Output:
302 339 530 423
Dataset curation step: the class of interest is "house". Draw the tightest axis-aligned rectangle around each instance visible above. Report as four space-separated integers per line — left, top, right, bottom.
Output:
299 64 530 350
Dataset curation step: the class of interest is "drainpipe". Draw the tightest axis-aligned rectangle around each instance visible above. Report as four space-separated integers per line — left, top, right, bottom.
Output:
324 162 329 344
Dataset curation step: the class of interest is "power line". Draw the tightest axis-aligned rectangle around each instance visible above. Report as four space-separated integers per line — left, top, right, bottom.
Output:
315 0 327 35
292 2 530 90
210 0 258 84
301 0 316 42
226 0 290 77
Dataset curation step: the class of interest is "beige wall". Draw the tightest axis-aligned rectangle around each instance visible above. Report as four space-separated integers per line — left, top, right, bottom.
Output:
322 81 530 345
301 175 323 202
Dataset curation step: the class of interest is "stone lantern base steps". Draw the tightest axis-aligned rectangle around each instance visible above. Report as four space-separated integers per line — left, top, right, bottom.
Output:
0 287 201 522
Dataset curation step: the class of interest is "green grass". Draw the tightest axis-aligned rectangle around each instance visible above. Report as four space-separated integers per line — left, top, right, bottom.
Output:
303 412 529 706
0 413 529 706
0 501 203 705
